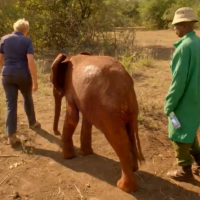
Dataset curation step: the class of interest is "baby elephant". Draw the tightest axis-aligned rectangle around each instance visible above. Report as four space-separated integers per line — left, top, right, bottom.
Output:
50 52 144 193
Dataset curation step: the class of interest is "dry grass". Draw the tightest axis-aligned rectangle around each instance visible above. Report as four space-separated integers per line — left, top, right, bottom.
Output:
0 45 158 137
137 93 166 131
119 52 153 73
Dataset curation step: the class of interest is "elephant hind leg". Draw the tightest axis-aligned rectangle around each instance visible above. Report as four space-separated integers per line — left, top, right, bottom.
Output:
78 117 94 156
104 125 138 193
62 103 79 159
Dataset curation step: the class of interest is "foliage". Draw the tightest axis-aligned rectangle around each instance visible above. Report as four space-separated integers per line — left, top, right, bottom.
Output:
0 0 200 53
139 0 200 29
0 0 138 53
163 0 197 23
138 0 175 29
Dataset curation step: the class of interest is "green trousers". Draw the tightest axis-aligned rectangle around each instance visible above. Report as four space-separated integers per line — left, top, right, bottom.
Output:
172 136 200 166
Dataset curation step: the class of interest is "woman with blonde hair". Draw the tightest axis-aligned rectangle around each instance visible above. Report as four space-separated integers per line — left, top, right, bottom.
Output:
0 18 40 146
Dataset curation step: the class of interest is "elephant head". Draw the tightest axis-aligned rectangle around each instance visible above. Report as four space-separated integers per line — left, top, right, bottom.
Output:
50 52 91 135
50 53 67 96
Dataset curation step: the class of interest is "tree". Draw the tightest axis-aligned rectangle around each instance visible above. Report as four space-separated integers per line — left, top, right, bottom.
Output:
138 0 174 29
163 0 198 25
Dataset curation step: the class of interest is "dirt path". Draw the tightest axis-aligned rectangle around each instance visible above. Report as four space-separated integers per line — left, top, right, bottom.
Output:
1 30 200 200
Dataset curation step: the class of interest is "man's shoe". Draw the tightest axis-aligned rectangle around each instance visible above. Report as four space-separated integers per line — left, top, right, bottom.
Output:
192 153 200 176
167 165 194 181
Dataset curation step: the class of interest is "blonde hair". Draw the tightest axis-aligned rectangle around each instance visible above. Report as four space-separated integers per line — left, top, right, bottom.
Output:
13 18 29 33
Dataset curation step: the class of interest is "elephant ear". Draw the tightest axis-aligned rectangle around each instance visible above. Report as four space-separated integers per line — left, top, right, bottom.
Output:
50 53 68 95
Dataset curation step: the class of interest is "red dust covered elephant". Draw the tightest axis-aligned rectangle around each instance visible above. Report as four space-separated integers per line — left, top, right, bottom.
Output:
50 52 144 193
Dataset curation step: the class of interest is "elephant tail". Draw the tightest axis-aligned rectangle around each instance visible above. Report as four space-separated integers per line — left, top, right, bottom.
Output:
50 53 67 95
127 114 145 166
133 116 145 164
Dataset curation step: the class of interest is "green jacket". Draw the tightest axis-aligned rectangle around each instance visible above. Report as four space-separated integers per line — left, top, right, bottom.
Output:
164 31 200 143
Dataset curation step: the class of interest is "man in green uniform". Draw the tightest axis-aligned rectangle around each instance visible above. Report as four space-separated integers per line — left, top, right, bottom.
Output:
164 7 200 181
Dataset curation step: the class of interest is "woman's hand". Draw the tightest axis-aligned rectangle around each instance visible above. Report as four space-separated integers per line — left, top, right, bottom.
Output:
27 54 38 92
32 81 38 91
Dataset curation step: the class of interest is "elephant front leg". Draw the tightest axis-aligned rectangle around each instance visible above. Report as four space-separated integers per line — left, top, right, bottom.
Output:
78 117 94 156
62 103 79 159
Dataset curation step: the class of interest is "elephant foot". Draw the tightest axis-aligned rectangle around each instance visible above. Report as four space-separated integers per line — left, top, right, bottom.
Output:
78 148 94 156
62 146 76 159
54 130 61 136
133 165 139 172
117 177 138 193
62 150 76 159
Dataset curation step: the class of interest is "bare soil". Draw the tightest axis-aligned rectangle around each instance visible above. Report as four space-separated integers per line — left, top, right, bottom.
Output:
1 30 200 200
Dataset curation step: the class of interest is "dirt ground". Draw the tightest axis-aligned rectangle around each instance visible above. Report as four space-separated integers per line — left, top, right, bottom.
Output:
1 30 200 200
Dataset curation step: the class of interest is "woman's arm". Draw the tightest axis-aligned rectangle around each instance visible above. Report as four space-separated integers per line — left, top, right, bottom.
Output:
27 39 38 91
0 53 4 69
27 54 38 91
0 38 4 70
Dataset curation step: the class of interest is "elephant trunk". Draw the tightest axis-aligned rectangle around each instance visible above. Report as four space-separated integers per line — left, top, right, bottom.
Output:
50 53 68 135
53 87 64 135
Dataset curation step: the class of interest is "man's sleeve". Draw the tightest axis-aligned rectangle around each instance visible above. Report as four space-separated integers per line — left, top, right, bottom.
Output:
27 39 34 54
0 38 4 54
164 45 190 115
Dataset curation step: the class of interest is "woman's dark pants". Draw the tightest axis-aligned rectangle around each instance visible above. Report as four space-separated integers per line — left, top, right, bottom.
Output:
2 75 36 136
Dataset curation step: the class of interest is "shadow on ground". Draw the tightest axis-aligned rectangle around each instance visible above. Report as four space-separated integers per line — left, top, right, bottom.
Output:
13 127 200 200
33 127 61 146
